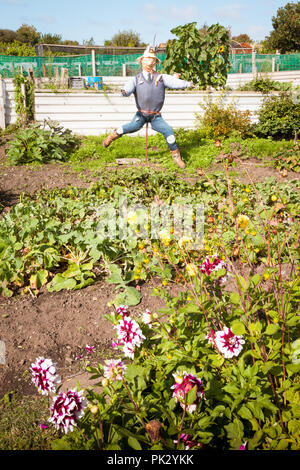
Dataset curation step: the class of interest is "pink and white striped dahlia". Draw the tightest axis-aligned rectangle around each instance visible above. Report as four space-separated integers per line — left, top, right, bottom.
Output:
103 359 126 381
174 433 204 450
171 371 205 413
114 316 146 359
49 389 87 434
214 326 245 359
30 357 61 395
116 305 128 317
200 253 227 276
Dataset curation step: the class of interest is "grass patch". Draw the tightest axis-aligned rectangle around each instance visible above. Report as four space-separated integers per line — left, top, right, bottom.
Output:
0 392 59 450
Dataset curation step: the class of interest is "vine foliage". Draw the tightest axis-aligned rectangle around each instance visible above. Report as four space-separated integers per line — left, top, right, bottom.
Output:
13 72 35 126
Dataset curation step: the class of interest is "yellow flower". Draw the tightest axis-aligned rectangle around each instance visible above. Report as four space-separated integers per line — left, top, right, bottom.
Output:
236 214 250 230
127 211 138 225
218 45 225 53
159 229 171 245
178 235 193 249
186 263 198 277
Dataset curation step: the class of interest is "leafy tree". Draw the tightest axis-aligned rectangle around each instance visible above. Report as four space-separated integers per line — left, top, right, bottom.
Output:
83 37 95 46
263 2 300 53
0 29 17 43
104 30 143 47
39 33 63 44
16 24 41 45
0 40 35 56
163 22 231 89
232 34 252 44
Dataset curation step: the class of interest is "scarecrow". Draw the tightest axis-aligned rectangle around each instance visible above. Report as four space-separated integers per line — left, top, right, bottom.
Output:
102 45 193 169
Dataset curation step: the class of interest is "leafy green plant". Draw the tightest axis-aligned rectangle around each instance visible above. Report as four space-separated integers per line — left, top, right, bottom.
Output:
163 22 231 89
238 77 292 94
6 120 80 165
253 91 300 140
13 72 35 125
195 94 252 139
271 141 300 172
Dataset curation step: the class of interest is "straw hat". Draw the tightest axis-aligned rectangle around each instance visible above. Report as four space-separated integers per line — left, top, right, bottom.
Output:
137 44 160 64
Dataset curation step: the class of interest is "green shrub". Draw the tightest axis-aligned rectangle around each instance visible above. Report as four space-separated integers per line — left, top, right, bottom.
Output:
238 77 292 94
6 120 80 165
195 95 252 139
253 91 300 140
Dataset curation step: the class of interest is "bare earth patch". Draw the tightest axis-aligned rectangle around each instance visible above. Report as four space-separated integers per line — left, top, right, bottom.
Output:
0 139 299 399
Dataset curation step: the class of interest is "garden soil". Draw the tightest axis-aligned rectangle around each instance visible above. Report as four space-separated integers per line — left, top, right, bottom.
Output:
0 139 299 400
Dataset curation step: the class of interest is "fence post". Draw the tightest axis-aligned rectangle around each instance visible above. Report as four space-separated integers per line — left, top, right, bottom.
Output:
122 64 127 77
252 51 257 77
272 57 276 73
91 49 96 76
0 77 6 129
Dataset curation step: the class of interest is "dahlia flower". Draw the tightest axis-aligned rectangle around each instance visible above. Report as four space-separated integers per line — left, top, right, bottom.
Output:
114 316 145 359
200 253 227 276
49 389 87 434
103 359 126 381
174 433 203 449
30 357 61 396
116 305 128 317
142 309 153 327
171 371 205 413
214 326 245 359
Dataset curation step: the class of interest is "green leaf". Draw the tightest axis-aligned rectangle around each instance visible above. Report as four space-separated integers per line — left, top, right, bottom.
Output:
47 274 77 292
265 324 280 335
186 385 197 405
128 436 142 450
231 320 246 336
114 286 142 307
237 405 252 421
230 292 241 305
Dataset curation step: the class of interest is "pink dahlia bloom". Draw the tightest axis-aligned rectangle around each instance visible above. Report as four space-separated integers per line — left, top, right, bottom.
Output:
30 357 61 396
174 433 204 450
49 389 87 434
200 253 227 279
171 371 205 413
116 305 128 317
214 327 244 359
114 316 145 359
103 359 126 381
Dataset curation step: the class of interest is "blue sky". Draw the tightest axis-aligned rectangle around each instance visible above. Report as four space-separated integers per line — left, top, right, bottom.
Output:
0 0 295 45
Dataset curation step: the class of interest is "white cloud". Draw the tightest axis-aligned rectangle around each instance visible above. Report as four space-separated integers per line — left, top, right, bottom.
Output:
247 24 267 41
169 5 200 21
142 3 163 26
38 15 56 25
214 3 243 21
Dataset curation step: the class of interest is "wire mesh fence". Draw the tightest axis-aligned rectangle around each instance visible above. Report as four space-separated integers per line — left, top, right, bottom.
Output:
1 52 300 78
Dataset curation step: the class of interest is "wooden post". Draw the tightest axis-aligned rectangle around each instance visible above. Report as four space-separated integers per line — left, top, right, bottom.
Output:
122 64 127 77
252 51 257 77
78 64 82 77
145 122 149 163
272 57 276 73
0 77 6 129
91 49 96 77
239 63 242 73
42 63 47 77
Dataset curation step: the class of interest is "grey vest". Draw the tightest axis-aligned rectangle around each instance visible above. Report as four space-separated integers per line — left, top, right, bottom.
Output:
134 72 165 115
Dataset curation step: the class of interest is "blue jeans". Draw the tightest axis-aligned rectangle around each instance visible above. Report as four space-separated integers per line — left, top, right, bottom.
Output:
117 112 178 151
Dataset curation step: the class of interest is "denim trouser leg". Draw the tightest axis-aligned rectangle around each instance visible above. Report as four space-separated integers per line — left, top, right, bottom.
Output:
150 115 178 151
118 112 146 134
118 112 178 151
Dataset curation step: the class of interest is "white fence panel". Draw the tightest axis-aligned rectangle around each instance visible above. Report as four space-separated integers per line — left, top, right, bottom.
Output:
4 71 299 135
34 91 268 136
0 79 6 129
